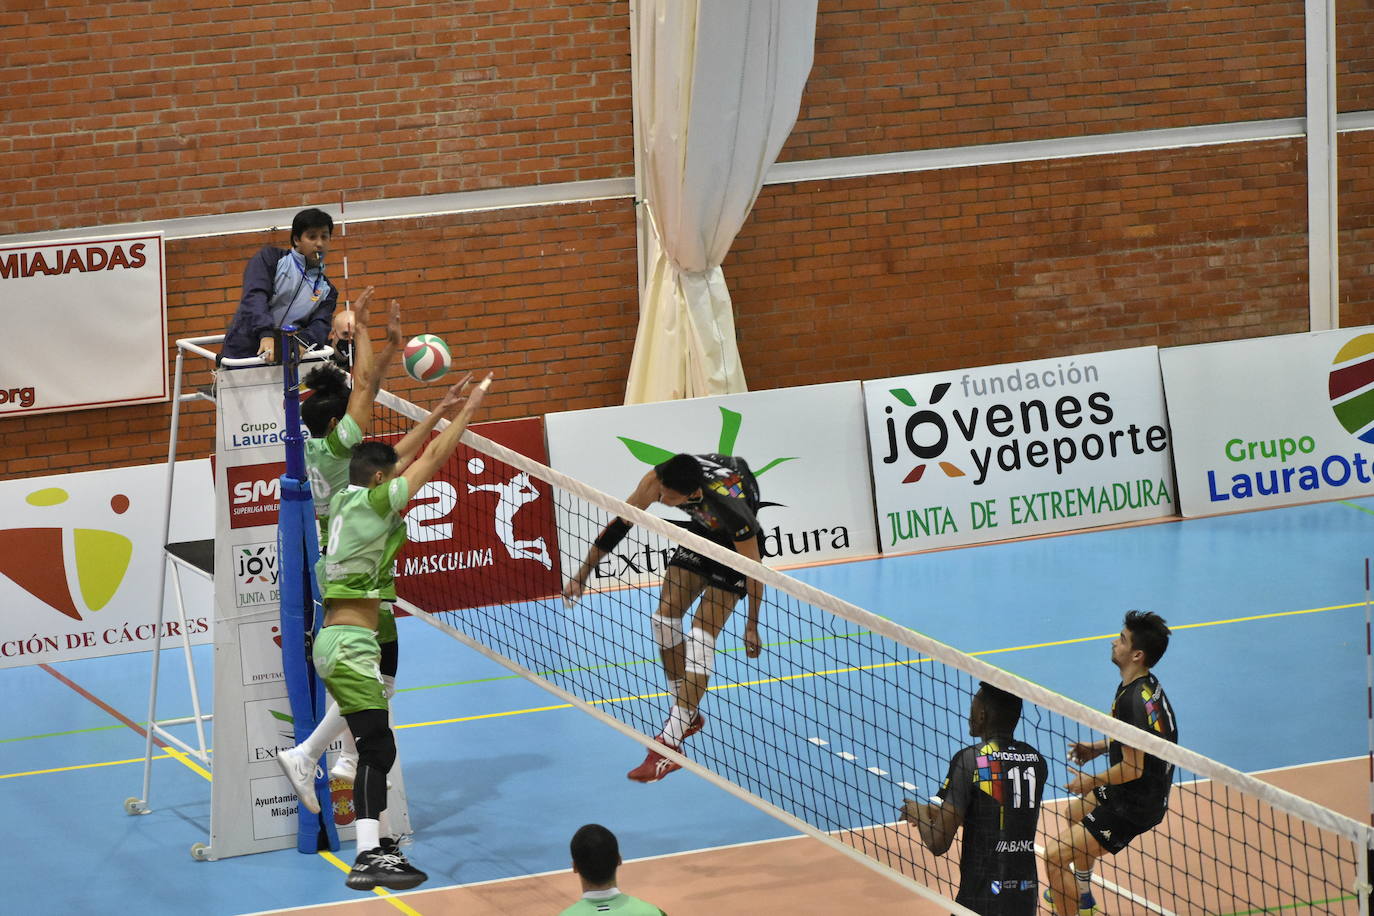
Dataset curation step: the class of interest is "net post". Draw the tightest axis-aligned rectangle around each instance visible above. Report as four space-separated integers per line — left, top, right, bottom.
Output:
277 325 338 853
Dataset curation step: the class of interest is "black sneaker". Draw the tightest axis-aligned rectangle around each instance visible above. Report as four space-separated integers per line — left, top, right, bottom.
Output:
345 846 428 891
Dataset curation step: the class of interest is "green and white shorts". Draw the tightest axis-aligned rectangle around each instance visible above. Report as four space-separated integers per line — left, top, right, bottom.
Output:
313 625 386 715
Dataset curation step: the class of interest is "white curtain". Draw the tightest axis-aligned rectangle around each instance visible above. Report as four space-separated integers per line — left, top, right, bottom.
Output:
624 0 818 404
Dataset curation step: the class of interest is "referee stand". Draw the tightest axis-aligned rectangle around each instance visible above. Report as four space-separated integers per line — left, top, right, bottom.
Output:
125 331 338 861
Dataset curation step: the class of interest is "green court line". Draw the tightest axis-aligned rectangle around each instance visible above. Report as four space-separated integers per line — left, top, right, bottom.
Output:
0 723 126 744
1340 499 1374 517
394 629 867 694
3 599 1363 756
1219 894 1356 915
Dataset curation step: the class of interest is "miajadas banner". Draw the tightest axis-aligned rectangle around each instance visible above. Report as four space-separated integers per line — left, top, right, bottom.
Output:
0 233 166 417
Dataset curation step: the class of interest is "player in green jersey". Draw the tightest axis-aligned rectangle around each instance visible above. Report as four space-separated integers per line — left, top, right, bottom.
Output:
311 370 491 891
279 297 461 791
558 824 667 916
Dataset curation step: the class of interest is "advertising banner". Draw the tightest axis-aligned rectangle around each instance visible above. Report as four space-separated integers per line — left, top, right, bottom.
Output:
544 382 878 590
0 233 166 417
0 459 213 669
864 347 1175 553
1161 327 1374 516
209 363 411 859
394 416 563 611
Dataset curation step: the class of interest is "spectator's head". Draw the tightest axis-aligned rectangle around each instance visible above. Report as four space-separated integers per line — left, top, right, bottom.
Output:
1119 609 1170 668
301 363 349 437
349 440 399 487
570 823 621 890
654 454 703 506
971 681 1022 738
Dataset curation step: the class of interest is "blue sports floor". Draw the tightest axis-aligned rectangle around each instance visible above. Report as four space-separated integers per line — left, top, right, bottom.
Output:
3 497 1370 914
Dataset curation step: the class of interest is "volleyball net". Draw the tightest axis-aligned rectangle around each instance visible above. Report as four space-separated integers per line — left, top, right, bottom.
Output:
373 388 1372 915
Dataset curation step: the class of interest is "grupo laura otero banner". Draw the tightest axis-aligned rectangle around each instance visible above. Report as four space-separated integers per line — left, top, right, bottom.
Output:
864 347 1175 553
1161 326 1374 516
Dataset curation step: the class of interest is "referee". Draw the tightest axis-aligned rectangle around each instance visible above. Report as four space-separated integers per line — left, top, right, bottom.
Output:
902 682 1047 916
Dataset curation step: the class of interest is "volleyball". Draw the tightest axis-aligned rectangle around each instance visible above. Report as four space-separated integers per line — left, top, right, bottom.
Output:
403 334 451 382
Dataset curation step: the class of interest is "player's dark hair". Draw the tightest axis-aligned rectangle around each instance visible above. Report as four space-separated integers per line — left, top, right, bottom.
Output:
291 207 334 245
976 682 1022 733
1124 609 1170 667
301 363 349 437
654 453 702 496
350 441 398 485
569 823 620 886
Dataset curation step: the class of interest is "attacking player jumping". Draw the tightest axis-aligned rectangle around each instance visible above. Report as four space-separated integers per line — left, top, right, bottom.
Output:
563 453 765 783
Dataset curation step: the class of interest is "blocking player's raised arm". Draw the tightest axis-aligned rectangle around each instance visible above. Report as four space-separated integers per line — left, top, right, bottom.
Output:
399 373 492 493
394 373 469 470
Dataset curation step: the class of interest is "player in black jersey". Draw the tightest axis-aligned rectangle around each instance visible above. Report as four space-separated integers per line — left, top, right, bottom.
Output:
902 682 1047 916
1044 610 1178 916
564 453 765 783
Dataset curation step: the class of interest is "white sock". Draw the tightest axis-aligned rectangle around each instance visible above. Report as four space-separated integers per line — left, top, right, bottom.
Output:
660 704 696 746
1074 867 1093 897
338 722 357 759
299 700 348 761
669 678 683 702
355 817 381 856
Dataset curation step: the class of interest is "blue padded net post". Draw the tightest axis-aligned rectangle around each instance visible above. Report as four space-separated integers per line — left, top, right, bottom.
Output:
277 325 339 854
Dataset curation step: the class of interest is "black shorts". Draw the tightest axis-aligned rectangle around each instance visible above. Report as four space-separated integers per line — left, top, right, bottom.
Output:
666 525 747 597
1083 785 1163 854
955 878 1038 916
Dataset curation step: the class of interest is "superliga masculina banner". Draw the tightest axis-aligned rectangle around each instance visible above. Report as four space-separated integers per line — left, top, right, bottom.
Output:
1161 326 1374 516
0 233 167 417
864 347 1175 552
544 381 879 589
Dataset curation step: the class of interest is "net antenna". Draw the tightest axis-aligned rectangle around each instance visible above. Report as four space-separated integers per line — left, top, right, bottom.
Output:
378 389 1374 915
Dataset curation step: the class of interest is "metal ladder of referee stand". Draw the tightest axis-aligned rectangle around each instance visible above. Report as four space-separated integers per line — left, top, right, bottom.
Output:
123 334 254 849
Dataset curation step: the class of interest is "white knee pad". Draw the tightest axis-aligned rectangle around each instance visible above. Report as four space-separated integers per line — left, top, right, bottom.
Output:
684 626 717 676
651 612 685 650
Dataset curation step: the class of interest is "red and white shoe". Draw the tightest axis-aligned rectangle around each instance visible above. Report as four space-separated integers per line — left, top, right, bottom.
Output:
627 743 682 783
682 712 707 741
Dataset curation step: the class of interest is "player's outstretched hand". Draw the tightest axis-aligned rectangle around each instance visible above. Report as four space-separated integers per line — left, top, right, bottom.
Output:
465 371 493 412
331 285 375 342
1064 765 1095 797
1067 739 1105 765
562 577 586 606
743 621 762 658
385 299 402 349
899 798 933 826
435 372 474 418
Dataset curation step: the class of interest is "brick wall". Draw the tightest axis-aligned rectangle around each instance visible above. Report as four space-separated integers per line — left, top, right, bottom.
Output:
2 0 1373 478
0 1 632 234
732 139 1314 389
0 200 637 476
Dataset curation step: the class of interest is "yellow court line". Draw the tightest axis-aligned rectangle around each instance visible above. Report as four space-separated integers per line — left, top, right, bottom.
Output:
12 599 1363 778
153 746 420 914
3 719 426 913
1 754 163 780
318 850 424 915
